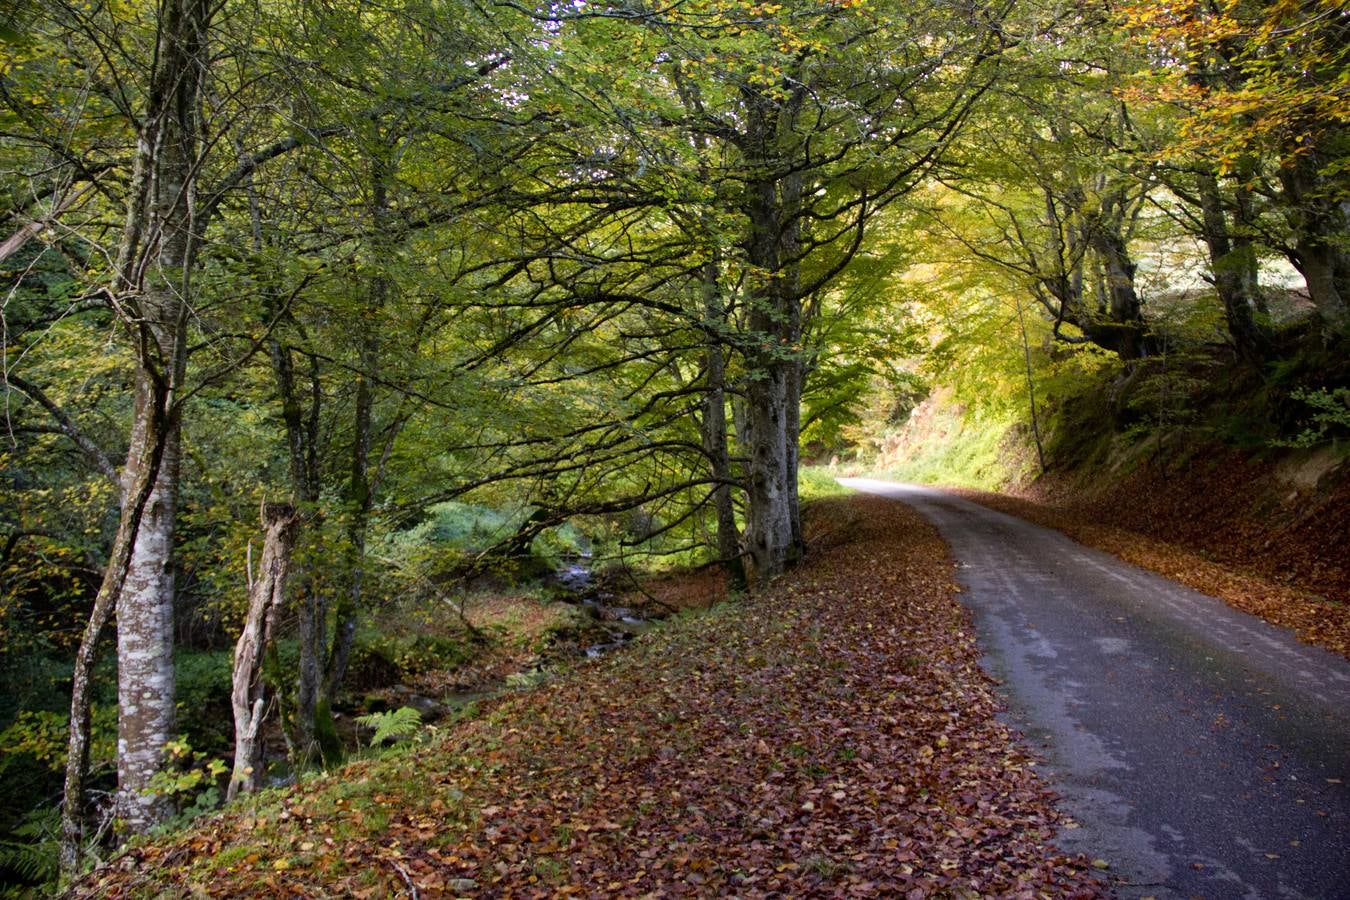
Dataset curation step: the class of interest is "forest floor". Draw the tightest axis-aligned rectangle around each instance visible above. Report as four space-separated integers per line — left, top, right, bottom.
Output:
74 496 1101 898
953 476 1350 662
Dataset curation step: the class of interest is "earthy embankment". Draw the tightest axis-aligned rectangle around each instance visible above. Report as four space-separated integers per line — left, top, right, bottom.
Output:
954 470 1350 660
77 497 1099 898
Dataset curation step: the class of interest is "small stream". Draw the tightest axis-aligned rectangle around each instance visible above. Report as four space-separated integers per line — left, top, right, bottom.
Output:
263 557 651 786
555 558 654 657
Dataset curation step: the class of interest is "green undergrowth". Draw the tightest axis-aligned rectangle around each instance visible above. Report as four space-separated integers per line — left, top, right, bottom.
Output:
860 330 1350 493
871 403 1032 489
797 466 855 502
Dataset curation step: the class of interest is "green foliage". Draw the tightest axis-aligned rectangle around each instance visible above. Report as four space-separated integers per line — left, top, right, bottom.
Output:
0 710 74 775
878 403 1027 490
0 806 60 890
797 467 853 504
173 650 235 754
349 631 473 686
396 502 518 553
354 707 422 748
1276 388 1350 448
383 502 589 580
145 737 228 831
0 706 115 777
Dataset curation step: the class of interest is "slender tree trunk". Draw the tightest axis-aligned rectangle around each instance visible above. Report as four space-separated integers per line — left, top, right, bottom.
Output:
1016 297 1047 473
228 504 299 801
269 347 332 766
293 582 334 764
321 407 367 705
59 391 168 874
1233 181 1268 318
699 257 745 591
322 155 389 707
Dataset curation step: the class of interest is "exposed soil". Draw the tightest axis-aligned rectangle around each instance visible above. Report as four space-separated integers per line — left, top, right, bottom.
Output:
1026 446 1348 600
74 497 1100 898
953 452 1350 660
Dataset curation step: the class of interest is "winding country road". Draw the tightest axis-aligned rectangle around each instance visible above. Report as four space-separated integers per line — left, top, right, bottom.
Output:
841 479 1350 900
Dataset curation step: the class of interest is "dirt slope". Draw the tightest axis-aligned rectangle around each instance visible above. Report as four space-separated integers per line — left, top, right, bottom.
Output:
1023 446 1349 601
945 447 1350 660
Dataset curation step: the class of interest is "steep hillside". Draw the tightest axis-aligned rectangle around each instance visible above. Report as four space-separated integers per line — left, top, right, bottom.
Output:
854 348 1350 654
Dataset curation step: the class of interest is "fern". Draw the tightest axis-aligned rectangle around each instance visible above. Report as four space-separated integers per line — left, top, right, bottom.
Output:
354 706 422 747
0 807 59 887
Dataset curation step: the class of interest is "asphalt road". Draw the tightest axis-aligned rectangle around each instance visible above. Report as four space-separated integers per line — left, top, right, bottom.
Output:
840 479 1350 900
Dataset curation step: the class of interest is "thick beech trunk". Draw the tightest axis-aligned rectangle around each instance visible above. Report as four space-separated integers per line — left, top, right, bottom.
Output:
1279 154 1350 332
741 168 804 582
1196 170 1272 362
779 171 805 555
60 391 168 873
742 367 796 582
228 504 299 800
115 403 182 832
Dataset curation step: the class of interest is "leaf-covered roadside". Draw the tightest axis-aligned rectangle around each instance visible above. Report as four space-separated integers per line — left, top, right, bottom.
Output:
74 497 1099 898
952 488 1350 661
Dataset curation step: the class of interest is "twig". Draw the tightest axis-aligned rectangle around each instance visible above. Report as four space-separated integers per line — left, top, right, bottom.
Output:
386 858 419 899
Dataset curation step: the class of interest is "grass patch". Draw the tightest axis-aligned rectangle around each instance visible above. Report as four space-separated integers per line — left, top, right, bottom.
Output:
798 465 855 502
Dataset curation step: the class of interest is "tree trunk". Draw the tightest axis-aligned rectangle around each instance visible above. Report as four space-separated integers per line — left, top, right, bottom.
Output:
65 0 211 848
293 581 336 765
699 257 746 591
778 170 805 556
1016 297 1047 473
267 339 332 768
1087 204 1150 361
1279 153 1350 332
115 402 182 832
740 169 803 583
1233 181 1268 318
228 504 299 801
60 388 169 874
322 154 389 709
1196 170 1271 362
322 367 371 705
742 365 795 583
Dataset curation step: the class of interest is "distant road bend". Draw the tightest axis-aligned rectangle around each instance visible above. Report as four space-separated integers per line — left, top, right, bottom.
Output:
840 479 1350 899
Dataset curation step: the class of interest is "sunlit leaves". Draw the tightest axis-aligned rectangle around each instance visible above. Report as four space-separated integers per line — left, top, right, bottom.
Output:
1118 0 1350 183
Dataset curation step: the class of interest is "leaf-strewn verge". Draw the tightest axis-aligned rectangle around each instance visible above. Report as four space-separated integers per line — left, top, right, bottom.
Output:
74 496 1099 898
953 489 1350 661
